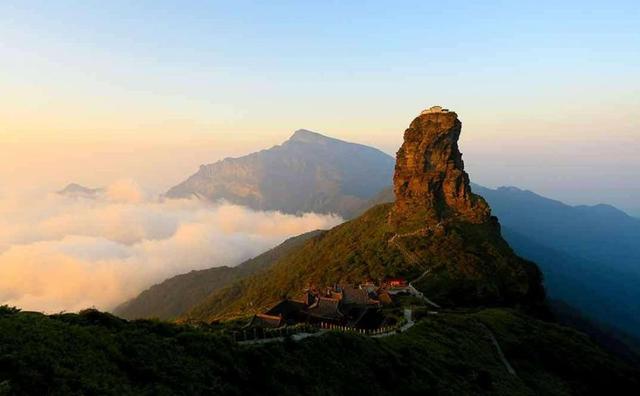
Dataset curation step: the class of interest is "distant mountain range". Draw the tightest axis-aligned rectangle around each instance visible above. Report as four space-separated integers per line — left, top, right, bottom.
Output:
472 185 640 342
166 129 395 218
472 185 640 276
57 183 103 198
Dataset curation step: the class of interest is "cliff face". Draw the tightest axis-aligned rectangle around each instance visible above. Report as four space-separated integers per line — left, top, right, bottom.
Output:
390 107 490 229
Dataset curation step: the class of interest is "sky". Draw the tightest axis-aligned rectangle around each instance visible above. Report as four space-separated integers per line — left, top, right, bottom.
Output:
1 0 639 213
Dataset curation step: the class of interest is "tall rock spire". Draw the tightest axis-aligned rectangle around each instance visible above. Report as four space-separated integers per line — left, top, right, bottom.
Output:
390 106 490 228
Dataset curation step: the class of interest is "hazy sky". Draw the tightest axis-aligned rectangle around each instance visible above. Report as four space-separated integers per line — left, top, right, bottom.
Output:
1 1 639 214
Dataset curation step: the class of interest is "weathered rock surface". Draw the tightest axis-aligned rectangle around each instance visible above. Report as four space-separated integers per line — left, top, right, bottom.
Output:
390 106 490 228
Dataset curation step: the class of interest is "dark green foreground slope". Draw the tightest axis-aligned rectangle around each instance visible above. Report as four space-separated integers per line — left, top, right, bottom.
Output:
0 306 637 396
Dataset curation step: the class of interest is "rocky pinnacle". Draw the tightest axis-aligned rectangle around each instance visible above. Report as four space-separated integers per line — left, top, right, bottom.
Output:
389 106 491 228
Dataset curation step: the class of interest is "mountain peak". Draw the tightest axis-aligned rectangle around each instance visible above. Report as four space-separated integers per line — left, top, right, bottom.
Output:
58 183 103 197
166 128 394 217
288 129 332 143
497 186 524 193
390 107 491 228
60 183 87 193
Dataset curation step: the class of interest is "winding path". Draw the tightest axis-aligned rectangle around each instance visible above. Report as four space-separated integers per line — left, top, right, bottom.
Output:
477 322 517 376
239 309 418 345
408 271 441 309
371 308 415 338
388 231 442 309
238 329 329 345
241 230 517 380
241 230 446 346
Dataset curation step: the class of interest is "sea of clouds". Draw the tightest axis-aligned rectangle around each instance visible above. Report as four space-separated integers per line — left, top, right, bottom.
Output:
0 180 342 313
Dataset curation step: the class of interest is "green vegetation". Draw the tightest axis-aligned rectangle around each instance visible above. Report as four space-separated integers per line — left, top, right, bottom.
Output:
184 204 405 321
184 204 543 322
409 220 543 307
0 306 637 395
472 309 639 395
115 230 323 320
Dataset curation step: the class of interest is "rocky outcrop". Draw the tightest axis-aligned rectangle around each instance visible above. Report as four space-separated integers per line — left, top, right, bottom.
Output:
390 106 490 228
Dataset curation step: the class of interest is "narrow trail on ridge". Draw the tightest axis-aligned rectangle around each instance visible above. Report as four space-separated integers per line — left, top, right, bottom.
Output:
388 227 441 308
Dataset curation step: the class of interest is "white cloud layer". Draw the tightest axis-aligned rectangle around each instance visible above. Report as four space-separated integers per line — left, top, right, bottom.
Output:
0 181 342 313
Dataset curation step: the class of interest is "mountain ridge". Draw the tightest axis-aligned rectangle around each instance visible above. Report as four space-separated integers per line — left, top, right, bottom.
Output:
57 183 103 198
165 128 395 218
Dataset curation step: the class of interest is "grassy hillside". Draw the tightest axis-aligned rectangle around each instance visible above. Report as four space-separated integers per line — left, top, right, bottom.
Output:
115 231 323 320
185 204 543 322
0 306 637 395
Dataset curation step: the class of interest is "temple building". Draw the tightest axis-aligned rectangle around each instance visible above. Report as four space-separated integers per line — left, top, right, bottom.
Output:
247 313 284 328
246 281 392 330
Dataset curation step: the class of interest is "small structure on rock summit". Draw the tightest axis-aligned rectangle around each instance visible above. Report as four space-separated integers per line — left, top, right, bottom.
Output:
421 105 449 114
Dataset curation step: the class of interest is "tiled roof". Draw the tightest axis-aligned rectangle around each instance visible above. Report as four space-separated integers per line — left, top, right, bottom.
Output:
250 313 283 328
266 299 306 318
342 286 370 305
307 297 342 319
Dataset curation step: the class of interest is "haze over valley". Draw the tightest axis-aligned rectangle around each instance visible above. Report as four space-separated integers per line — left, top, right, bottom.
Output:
0 179 341 312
